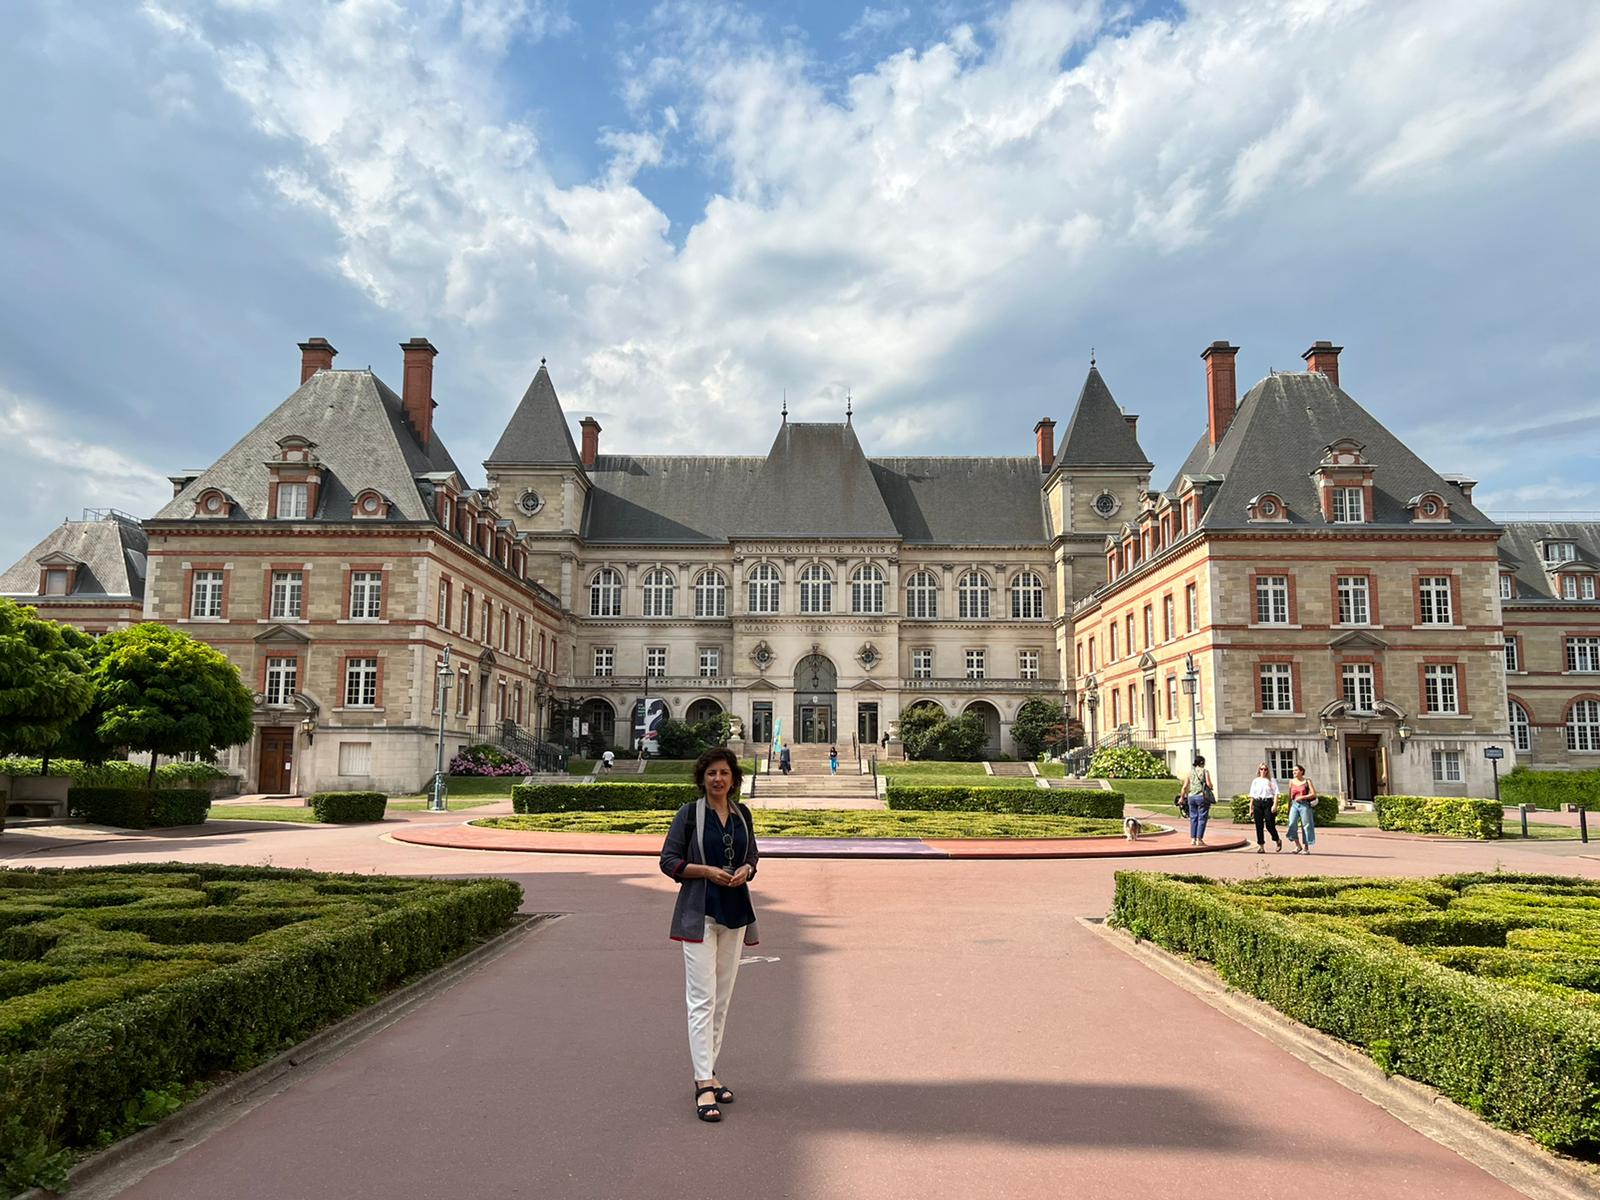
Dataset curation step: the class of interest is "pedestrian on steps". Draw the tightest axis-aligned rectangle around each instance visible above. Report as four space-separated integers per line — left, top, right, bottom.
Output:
659 747 760 1124
1248 763 1282 853
828 746 838 775
779 745 791 775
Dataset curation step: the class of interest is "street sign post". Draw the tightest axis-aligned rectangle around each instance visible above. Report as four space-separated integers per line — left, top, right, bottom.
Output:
1483 746 1504 806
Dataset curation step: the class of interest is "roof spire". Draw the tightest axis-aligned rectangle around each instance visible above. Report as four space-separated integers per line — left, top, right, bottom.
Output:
846 388 853 423
540 356 546 367
781 389 788 423
1090 346 1096 368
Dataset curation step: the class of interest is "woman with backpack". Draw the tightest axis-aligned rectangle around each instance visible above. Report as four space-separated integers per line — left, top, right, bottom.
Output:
1179 754 1216 845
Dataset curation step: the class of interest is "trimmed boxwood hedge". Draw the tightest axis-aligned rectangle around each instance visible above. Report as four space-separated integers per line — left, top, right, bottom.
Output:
886 784 1123 819
0 863 522 1183
1227 792 1340 827
308 792 388 823
1374 794 1502 839
511 782 696 813
1109 871 1600 1150
1501 767 1600 811
67 787 210 830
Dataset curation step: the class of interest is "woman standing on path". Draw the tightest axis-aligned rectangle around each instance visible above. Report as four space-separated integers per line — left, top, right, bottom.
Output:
828 746 838 775
659 747 760 1124
1286 765 1317 853
1184 754 1216 845
1248 764 1283 853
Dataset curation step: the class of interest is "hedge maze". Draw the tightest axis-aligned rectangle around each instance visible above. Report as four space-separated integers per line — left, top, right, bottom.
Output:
0 864 521 1186
1112 871 1600 1152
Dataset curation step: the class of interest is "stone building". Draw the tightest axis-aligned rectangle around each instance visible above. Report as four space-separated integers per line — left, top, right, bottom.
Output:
1498 523 1600 770
485 362 1151 758
138 338 566 795
0 510 147 632
1073 341 1511 802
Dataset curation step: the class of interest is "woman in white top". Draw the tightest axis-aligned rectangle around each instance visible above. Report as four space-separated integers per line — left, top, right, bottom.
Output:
1248 764 1283 854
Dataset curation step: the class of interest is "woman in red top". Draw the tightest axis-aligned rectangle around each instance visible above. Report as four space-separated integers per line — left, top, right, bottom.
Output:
1286 765 1317 853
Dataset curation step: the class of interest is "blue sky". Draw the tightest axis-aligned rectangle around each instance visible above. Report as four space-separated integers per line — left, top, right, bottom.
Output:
2 0 1598 570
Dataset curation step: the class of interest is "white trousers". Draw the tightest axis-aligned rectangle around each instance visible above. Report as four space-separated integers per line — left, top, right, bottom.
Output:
683 918 743 1080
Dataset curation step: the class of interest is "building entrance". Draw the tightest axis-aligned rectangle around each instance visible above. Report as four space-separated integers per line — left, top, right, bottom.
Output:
857 702 879 745
751 702 773 745
792 648 838 743
258 726 294 794
800 705 833 743
1345 734 1386 804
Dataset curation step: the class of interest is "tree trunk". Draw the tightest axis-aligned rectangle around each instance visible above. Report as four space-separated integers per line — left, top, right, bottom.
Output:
41 753 52 777
146 752 158 790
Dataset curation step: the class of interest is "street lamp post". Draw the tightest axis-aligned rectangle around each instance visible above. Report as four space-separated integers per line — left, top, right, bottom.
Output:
430 647 453 812
1084 677 1099 752
1181 654 1200 766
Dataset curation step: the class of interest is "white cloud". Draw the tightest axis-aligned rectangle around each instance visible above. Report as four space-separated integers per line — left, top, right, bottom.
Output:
842 6 911 43
0 390 174 536
112 0 1600 470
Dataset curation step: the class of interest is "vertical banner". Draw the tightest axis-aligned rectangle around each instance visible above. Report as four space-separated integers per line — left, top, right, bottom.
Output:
772 716 784 754
636 697 667 754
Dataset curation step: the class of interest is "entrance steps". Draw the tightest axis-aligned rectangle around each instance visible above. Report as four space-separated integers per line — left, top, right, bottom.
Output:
750 770 880 804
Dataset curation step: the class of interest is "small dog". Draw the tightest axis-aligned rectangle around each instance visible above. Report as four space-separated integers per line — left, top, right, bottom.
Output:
1123 816 1144 841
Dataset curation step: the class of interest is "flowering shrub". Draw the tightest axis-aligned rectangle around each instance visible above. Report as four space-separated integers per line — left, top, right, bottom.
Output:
448 744 531 777
1087 746 1172 779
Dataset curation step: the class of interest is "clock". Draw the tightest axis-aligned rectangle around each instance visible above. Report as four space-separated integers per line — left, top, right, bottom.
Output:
518 489 544 516
1093 491 1119 518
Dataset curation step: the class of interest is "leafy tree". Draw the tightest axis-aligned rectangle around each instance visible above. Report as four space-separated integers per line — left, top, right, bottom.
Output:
1011 696 1064 760
657 714 732 759
927 713 988 761
89 624 254 787
0 599 94 758
899 706 944 759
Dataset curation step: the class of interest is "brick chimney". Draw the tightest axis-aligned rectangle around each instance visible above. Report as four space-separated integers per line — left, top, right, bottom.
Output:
298 337 337 383
400 338 438 450
1302 340 1343 387
1123 411 1139 438
1202 341 1240 448
580 417 602 468
1033 418 1056 473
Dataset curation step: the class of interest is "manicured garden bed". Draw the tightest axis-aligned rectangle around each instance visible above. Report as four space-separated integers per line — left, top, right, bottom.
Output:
1110 871 1600 1152
887 784 1123 819
0 864 521 1189
479 810 1129 839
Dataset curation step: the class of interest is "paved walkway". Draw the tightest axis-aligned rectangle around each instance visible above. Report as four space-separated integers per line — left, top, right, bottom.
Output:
4 815 1597 1198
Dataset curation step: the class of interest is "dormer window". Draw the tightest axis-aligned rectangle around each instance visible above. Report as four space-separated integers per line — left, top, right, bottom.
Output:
1409 492 1450 522
1247 493 1288 522
1500 574 1515 600
275 435 317 463
193 487 231 519
276 482 309 519
1331 487 1364 523
352 490 389 519
1545 542 1577 566
43 568 70 596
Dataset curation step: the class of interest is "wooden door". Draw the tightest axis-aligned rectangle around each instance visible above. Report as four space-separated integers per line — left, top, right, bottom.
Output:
259 726 294 794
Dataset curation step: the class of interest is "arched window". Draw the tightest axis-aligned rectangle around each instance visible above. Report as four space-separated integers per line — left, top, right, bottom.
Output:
851 563 885 614
958 571 991 620
747 563 781 613
905 570 939 619
642 568 676 617
1568 699 1600 752
589 568 622 617
1012 571 1045 619
799 564 833 614
1509 700 1531 753
695 569 727 618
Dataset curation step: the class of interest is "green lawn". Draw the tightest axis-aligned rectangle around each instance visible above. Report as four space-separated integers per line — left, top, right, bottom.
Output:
210 805 323 824
881 761 987 776
883 774 1043 788
566 760 598 775
387 798 501 813
1107 779 1184 810
478 809 1130 839
1037 761 1066 778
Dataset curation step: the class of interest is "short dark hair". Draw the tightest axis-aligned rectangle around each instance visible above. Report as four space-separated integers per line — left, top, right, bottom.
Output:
1193 754 1206 766
693 747 744 797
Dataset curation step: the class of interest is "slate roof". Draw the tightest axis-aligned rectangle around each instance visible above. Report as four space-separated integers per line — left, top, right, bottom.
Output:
734 422 900 538
0 515 147 599
1168 372 1497 531
1498 522 1600 602
580 439 1049 545
869 458 1048 544
152 370 461 523
1057 366 1152 468
486 364 583 467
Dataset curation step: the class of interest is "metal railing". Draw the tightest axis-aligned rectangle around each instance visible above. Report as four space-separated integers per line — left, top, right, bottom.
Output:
473 720 568 773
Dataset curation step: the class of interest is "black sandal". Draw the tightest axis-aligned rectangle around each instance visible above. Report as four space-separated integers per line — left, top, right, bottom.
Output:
695 1085 722 1123
712 1083 735 1104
